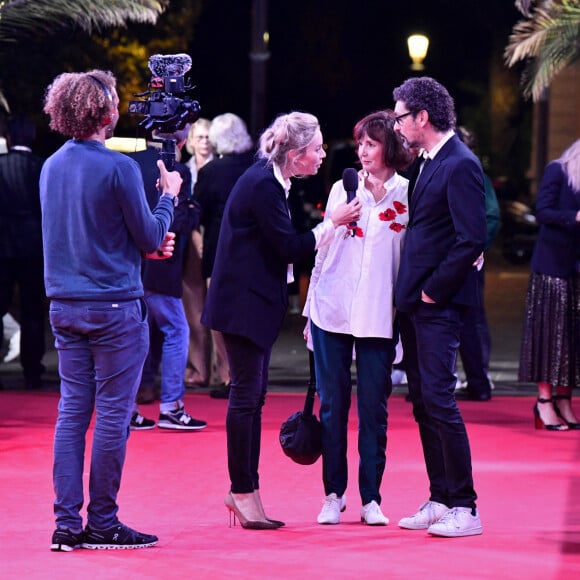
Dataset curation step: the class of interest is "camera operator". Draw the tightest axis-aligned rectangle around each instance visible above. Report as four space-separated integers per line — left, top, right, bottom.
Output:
41 69 181 552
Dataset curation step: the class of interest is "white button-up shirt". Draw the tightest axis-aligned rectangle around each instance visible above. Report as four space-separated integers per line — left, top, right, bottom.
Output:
304 171 409 339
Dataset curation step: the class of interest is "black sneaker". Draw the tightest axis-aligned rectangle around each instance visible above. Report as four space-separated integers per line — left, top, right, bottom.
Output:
130 412 156 430
50 527 84 552
82 523 158 550
158 406 207 430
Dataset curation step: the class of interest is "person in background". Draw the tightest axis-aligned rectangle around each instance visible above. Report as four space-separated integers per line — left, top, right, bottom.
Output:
392 77 486 538
303 110 411 526
0 114 46 389
202 111 362 529
182 118 214 389
41 69 179 551
2 312 21 363
519 138 580 430
193 113 254 399
455 126 501 401
128 127 207 432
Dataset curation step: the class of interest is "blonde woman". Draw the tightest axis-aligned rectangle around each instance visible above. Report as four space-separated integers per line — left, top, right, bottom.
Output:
182 118 214 388
202 112 362 529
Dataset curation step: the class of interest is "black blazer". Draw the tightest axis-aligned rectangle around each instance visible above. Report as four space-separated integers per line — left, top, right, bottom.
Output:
202 160 316 350
395 135 487 312
530 161 580 278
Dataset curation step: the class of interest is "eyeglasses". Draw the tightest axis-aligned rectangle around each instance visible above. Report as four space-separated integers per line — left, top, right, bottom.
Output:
394 111 414 125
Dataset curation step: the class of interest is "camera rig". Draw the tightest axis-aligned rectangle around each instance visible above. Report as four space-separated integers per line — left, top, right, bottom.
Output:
128 53 201 170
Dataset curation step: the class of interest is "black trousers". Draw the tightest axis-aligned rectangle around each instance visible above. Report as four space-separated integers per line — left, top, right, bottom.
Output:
0 257 46 380
223 332 270 493
399 305 478 510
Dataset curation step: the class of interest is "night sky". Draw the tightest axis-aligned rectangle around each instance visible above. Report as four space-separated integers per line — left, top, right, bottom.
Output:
188 0 521 142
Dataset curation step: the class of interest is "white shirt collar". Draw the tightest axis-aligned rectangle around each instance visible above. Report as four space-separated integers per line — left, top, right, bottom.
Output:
273 163 291 199
424 130 455 160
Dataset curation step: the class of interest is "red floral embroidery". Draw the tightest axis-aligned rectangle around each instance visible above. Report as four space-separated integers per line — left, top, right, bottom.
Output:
346 224 364 237
379 200 407 233
379 208 396 221
393 200 407 214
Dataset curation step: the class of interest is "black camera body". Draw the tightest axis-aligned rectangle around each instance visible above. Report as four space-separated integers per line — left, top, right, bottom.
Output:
128 54 201 170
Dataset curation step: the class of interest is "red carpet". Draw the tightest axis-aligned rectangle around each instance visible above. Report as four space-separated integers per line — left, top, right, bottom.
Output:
1 390 579 579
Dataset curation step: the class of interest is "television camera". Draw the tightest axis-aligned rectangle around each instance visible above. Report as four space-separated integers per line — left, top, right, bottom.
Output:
128 53 201 170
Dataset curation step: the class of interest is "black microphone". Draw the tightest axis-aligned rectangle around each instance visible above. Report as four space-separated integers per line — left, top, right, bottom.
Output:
342 168 358 235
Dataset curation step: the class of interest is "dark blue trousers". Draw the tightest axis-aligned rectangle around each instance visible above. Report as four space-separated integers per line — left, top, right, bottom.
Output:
223 332 270 493
401 304 478 510
311 322 394 506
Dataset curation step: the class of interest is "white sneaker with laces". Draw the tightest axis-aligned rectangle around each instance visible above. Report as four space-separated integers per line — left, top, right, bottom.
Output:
317 493 346 525
427 506 483 537
360 500 389 525
398 500 449 530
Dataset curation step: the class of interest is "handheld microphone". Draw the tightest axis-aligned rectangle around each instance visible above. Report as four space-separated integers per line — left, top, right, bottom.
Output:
342 168 359 235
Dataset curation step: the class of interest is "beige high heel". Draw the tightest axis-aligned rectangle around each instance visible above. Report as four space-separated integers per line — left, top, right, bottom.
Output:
224 492 282 530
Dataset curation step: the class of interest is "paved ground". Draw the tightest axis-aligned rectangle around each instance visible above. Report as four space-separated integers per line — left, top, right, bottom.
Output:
0 244 536 396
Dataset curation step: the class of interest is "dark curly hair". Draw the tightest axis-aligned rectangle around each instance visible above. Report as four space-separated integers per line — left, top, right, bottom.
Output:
43 70 116 139
353 110 412 171
392 77 456 132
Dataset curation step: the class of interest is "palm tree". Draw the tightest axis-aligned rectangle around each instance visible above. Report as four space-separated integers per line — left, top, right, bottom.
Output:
505 0 580 101
0 0 169 111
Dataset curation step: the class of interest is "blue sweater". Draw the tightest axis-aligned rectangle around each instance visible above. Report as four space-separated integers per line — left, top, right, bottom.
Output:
40 139 174 301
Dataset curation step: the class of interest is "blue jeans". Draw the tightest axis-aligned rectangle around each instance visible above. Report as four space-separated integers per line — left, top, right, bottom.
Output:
311 323 394 506
222 332 270 493
143 290 189 405
50 298 149 531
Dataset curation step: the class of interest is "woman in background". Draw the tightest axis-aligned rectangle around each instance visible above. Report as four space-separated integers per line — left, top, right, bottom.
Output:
519 139 580 430
202 111 362 529
182 118 214 389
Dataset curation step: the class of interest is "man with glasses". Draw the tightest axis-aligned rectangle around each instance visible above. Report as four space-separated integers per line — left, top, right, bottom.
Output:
392 77 486 538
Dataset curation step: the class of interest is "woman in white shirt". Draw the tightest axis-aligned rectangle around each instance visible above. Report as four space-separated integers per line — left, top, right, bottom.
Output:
303 110 412 526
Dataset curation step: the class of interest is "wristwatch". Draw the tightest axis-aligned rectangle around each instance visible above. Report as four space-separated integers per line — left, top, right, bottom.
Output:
161 192 178 207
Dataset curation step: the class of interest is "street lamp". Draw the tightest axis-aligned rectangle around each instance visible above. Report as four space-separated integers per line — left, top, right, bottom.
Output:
407 34 429 71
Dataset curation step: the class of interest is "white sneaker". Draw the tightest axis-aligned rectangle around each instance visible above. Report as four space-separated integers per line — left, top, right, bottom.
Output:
360 500 389 526
3 330 20 363
427 507 483 537
398 500 449 530
317 493 346 525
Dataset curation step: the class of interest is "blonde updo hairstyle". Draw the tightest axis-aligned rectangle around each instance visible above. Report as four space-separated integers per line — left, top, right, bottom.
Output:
258 111 320 171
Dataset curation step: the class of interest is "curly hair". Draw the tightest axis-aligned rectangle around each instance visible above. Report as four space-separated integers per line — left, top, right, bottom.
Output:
392 77 456 132
353 110 412 171
43 70 116 139
258 111 319 167
209 113 253 155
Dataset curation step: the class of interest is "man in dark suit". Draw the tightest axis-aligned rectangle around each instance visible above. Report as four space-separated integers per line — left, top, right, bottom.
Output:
392 77 487 538
0 114 46 389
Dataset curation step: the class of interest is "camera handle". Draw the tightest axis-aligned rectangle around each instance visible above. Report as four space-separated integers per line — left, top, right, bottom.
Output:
158 137 177 171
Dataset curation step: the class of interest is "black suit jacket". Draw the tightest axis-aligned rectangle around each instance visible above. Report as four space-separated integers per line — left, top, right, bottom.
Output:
202 160 316 350
395 135 487 312
0 149 44 258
